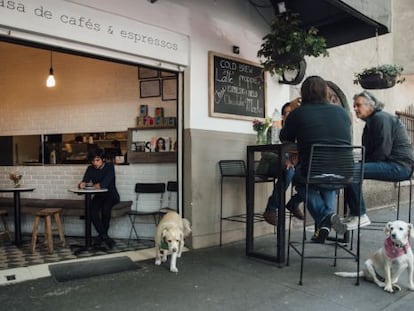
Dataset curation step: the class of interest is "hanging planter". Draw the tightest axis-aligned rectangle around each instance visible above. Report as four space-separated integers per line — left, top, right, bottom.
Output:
354 64 405 89
279 58 307 85
257 11 328 80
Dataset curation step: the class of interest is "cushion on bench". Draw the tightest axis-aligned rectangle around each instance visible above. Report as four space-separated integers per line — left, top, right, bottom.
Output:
0 197 13 208
0 197 132 218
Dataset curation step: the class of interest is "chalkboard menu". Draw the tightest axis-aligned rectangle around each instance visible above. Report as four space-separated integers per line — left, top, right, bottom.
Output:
209 51 266 121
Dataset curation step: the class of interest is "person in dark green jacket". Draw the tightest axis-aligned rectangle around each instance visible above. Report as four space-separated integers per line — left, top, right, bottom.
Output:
280 76 350 243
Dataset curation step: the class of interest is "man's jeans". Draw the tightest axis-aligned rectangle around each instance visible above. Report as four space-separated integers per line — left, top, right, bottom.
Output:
344 161 412 216
295 185 336 226
266 167 302 212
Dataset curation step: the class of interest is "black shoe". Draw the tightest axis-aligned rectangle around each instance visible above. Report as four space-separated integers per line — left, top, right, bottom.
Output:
103 237 116 249
263 210 277 226
93 235 104 247
311 227 330 243
286 200 304 220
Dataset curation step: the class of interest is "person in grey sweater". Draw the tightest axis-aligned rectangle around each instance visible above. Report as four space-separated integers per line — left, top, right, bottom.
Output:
344 90 414 230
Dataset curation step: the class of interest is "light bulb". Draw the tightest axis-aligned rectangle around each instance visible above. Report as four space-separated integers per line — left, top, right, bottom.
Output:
46 67 55 87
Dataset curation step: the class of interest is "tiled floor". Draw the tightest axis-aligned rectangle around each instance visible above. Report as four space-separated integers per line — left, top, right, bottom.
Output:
0 235 154 271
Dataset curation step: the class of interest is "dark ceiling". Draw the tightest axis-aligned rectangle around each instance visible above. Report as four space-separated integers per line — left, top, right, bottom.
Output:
263 0 389 48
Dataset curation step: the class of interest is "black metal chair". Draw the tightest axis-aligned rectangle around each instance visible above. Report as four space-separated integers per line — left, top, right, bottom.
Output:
394 110 413 223
218 160 272 246
0 209 11 242
128 182 166 244
287 144 365 286
159 181 178 214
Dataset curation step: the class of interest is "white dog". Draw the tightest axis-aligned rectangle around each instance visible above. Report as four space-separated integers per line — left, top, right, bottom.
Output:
335 220 414 293
155 211 191 273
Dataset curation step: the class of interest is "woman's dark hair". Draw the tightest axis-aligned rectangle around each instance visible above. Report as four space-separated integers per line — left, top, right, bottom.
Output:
88 147 106 161
155 137 166 152
281 102 291 116
300 76 328 104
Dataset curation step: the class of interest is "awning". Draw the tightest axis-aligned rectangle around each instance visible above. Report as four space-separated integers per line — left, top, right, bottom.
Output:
268 0 390 48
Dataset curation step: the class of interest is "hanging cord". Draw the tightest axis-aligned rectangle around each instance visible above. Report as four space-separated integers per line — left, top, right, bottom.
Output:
365 28 379 69
375 28 380 66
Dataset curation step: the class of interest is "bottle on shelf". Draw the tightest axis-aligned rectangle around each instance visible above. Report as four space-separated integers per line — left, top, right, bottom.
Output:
271 108 282 144
50 144 56 164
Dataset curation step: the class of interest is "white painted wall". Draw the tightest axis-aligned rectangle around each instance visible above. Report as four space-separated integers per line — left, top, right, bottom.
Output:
65 0 290 132
393 0 414 74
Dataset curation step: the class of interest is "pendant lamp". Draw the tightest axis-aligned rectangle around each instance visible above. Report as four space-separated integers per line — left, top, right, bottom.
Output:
46 50 56 88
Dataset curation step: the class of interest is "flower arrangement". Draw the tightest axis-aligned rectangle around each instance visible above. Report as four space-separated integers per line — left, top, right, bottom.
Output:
252 118 272 144
9 173 22 187
252 118 272 132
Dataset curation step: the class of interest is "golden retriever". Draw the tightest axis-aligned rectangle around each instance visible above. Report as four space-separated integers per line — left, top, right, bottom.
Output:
335 220 414 293
154 211 191 273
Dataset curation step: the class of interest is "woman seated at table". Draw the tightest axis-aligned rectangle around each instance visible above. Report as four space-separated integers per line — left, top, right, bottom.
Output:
78 148 120 249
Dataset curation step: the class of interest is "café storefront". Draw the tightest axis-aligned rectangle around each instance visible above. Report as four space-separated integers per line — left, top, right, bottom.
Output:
1 0 411 287
0 1 188 245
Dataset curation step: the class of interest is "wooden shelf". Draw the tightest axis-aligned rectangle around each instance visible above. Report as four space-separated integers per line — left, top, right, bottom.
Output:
127 127 177 163
94 139 127 143
128 151 177 163
128 126 176 130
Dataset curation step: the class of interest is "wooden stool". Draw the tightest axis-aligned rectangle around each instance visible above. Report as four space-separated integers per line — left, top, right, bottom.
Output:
0 209 11 241
31 208 66 254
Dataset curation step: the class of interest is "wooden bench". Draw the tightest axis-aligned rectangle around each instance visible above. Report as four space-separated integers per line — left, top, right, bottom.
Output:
0 197 132 218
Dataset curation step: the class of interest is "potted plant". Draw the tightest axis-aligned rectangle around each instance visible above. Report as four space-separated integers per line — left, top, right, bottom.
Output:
257 11 329 78
354 64 405 89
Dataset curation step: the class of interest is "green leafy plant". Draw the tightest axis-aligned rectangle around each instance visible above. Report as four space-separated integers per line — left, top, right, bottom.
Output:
353 64 405 86
257 11 329 76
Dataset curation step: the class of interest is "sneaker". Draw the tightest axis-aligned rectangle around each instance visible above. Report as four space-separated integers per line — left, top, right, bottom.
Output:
286 200 304 220
311 227 330 243
330 213 348 235
318 213 347 235
346 214 371 230
263 210 277 226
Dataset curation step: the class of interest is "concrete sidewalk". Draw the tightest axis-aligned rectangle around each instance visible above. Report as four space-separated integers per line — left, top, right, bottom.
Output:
0 206 413 311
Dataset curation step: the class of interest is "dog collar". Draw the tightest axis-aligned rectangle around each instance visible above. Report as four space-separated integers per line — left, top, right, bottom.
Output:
384 237 410 259
160 241 169 250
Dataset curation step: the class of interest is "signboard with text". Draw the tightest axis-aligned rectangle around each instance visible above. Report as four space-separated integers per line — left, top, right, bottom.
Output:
208 51 266 121
0 0 189 66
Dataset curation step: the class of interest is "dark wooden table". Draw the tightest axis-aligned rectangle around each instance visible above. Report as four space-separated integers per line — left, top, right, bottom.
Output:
0 186 35 246
246 143 296 265
68 188 108 254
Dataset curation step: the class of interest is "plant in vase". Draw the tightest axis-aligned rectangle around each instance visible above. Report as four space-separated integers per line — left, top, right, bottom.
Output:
257 11 328 78
252 118 272 145
9 173 23 187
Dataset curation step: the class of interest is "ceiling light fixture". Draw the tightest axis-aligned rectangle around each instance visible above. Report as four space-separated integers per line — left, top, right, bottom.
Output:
46 50 56 88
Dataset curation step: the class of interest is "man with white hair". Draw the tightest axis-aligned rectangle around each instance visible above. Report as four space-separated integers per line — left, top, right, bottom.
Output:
344 90 414 229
